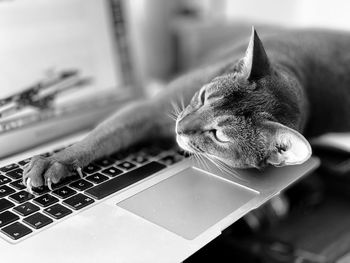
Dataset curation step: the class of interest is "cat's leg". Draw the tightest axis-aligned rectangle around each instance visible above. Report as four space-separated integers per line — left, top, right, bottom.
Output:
22 61 229 191
22 100 167 191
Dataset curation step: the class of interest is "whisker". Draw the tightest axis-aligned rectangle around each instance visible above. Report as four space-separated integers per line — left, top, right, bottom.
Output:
190 151 205 170
203 154 248 182
171 100 181 114
166 111 178 121
168 100 183 122
198 153 209 171
179 94 185 111
199 153 212 172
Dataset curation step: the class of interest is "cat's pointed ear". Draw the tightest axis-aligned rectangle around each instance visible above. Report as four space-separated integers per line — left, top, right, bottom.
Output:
242 27 271 80
263 121 312 167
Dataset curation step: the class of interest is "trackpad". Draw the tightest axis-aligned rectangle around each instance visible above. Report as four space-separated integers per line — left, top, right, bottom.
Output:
118 167 259 240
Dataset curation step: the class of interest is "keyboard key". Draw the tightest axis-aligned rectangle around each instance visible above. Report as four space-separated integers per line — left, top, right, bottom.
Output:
0 211 19 227
6 168 23 180
10 180 26 190
13 202 40 216
117 161 136 171
132 155 148 164
143 146 163 157
85 161 166 200
23 212 53 229
32 186 50 195
83 164 101 174
0 185 16 198
33 194 59 207
159 155 181 166
110 151 129 161
9 191 35 204
52 186 76 199
85 173 109 184
0 199 15 213
1 222 32 240
93 157 115 167
101 167 123 177
0 163 19 173
0 175 11 186
18 158 31 166
44 204 72 219
52 172 80 189
63 194 94 210
177 149 191 158
69 180 93 191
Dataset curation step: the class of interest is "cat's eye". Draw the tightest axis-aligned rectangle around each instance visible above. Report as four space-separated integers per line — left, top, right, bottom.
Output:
210 129 230 143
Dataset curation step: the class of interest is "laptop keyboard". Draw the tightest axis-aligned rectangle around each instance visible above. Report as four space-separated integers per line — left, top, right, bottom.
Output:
0 144 188 242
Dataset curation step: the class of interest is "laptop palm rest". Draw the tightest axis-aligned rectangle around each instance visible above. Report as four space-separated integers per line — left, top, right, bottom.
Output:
118 167 259 240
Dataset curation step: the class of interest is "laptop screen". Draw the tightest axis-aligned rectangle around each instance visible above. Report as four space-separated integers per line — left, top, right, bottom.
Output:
0 0 125 134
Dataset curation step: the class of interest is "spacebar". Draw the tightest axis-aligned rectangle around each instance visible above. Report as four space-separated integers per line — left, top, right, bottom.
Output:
85 161 166 200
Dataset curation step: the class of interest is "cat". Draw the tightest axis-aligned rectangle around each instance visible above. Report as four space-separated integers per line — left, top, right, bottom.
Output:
22 27 350 191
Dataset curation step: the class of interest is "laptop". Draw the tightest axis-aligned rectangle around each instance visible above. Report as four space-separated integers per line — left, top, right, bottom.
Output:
0 0 320 262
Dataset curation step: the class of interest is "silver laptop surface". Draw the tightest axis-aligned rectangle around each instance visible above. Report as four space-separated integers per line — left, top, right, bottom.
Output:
0 1 320 262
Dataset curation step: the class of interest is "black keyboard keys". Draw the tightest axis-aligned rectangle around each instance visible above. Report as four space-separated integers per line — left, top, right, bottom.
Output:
86 173 109 184
10 179 26 190
159 155 181 166
18 158 31 166
0 163 19 173
9 191 35 204
93 157 115 167
32 186 50 195
110 151 129 161
52 186 76 199
63 194 94 210
33 194 59 207
6 168 23 180
85 161 166 200
0 175 11 186
44 204 72 219
1 222 32 240
143 146 163 157
0 185 16 198
117 161 136 171
0 211 19 227
132 155 148 164
69 179 93 191
23 212 53 229
177 149 190 158
82 164 100 174
52 172 80 189
13 202 40 216
101 167 123 177
0 199 15 213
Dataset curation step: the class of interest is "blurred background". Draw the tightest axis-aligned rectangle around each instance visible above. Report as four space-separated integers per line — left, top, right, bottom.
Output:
125 0 350 88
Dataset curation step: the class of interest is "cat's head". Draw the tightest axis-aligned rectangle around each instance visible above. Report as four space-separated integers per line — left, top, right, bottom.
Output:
175 27 311 169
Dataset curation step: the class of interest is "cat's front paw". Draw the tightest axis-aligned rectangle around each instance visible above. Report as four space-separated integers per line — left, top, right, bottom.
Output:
22 152 82 193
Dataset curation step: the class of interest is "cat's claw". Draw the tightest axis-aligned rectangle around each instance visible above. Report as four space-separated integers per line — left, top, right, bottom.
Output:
47 178 53 191
26 178 33 194
76 167 84 178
